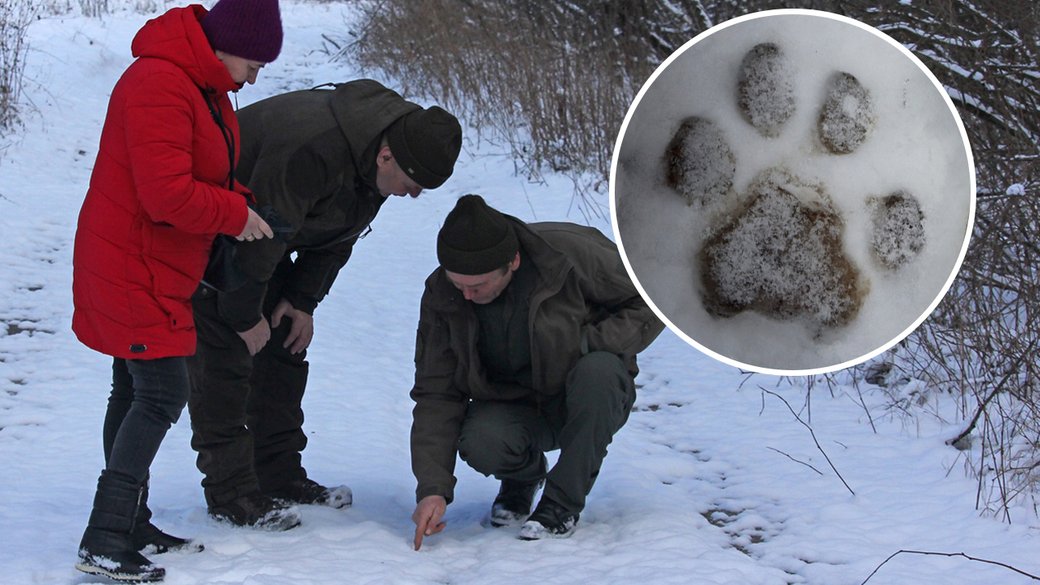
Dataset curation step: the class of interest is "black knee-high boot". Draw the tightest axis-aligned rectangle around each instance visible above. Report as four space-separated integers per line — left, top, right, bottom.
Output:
132 478 203 554
76 470 165 583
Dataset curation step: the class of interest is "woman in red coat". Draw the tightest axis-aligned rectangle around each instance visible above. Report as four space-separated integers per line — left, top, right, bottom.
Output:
71 0 281 581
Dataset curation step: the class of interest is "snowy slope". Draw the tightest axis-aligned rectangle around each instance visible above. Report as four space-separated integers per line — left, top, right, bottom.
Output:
0 3 1037 585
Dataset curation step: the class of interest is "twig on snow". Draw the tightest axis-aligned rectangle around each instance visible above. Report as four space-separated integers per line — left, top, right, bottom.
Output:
860 549 1040 584
760 387 855 496
765 447 824 475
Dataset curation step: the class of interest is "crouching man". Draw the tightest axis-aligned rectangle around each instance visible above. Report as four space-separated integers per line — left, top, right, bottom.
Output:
409 194 664 548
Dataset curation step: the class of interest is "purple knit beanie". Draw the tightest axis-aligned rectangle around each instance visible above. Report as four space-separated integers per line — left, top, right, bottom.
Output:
202 0 283 63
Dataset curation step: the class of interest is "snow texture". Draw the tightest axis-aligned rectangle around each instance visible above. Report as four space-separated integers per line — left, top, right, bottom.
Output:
818 72 877 155
737 43 796 138
700 167 863 329
869 191 926 270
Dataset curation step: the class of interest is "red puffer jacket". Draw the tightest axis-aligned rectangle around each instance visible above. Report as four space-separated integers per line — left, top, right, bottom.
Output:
72 5 249 359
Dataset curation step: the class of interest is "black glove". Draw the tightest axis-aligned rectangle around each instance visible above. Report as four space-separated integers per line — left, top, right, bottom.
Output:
250 203 294 242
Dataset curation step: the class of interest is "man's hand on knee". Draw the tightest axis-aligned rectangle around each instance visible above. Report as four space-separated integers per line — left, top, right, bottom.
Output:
412 495 447 551
270 298 314 355
236 319 271 356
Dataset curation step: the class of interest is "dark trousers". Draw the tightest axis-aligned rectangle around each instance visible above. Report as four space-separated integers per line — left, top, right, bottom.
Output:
102 357 190 484
457 351 636 515
186 263 310 508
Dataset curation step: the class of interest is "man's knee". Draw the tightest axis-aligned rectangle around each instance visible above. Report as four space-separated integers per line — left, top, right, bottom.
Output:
458 420 511 475
566 352 634 404
458 403 535 476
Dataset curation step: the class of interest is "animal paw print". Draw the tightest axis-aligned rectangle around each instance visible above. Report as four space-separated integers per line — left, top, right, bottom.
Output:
666 42 926 332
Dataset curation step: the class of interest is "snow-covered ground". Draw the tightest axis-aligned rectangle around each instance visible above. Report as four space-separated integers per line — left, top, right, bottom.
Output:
0 3 1036 584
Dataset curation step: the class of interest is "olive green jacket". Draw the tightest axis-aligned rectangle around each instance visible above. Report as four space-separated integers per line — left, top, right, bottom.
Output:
215 80 421 330
410 218 665 503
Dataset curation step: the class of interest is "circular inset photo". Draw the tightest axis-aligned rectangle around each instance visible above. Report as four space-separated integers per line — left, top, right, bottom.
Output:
610 9 975 375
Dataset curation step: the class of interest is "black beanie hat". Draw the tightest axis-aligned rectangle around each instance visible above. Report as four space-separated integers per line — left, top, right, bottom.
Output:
387 106 462 189
437 195 519 275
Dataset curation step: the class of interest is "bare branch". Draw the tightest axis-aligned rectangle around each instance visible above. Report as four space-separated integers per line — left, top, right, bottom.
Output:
860 549 1040 584
765 446 824 475
760 387 855 496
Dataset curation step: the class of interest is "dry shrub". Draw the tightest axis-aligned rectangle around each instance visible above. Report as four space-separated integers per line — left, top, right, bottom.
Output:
78 0 110 17
870 1 1040 522
346 0 677 217
0 0 35 149
904 190 1040 521
0 0 35 136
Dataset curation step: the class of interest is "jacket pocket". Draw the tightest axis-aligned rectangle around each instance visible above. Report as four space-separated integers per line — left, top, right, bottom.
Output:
143 223 211 330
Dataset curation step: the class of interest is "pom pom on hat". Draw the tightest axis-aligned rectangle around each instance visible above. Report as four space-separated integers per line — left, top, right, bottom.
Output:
387 106 462 189
202 0 283 63
437 195 519 275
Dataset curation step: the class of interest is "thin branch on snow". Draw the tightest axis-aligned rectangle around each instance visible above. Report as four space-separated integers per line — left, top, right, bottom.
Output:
760 387 855 496
765 447 824 476
859 549 1040 584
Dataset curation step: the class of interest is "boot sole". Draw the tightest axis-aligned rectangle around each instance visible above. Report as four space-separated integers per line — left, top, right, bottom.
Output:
141 540 205 555
209 510 302 531
75 562 165 583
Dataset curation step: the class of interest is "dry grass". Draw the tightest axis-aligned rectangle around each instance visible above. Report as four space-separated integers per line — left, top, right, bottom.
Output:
0 0 35 134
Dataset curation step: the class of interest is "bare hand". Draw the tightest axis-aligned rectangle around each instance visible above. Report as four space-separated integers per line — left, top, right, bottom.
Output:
236 319 271 356
236 207 275 242
270 298 314 354
412 495 447 551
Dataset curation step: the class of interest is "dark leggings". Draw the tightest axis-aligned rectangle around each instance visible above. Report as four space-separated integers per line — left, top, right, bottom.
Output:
102 357 190 484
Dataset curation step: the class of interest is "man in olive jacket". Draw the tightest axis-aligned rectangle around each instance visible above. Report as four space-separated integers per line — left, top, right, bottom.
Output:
410 195 664 547
188 80 462 529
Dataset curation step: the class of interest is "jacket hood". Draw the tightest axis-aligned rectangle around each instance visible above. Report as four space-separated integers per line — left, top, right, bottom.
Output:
328 80 422 179
131 5 237 93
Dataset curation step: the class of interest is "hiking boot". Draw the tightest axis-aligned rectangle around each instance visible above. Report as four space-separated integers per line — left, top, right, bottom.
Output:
208 492 302 531
517 498 579 540
76 470 165 583
134 522 204 554
267 478 352 509
490 479 543 528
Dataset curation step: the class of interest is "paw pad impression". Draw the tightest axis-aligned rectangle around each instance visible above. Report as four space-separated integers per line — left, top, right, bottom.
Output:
869 191 925 270
818 72 877 154
738 43 796 138
665 116 736 206
700 167 864 329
